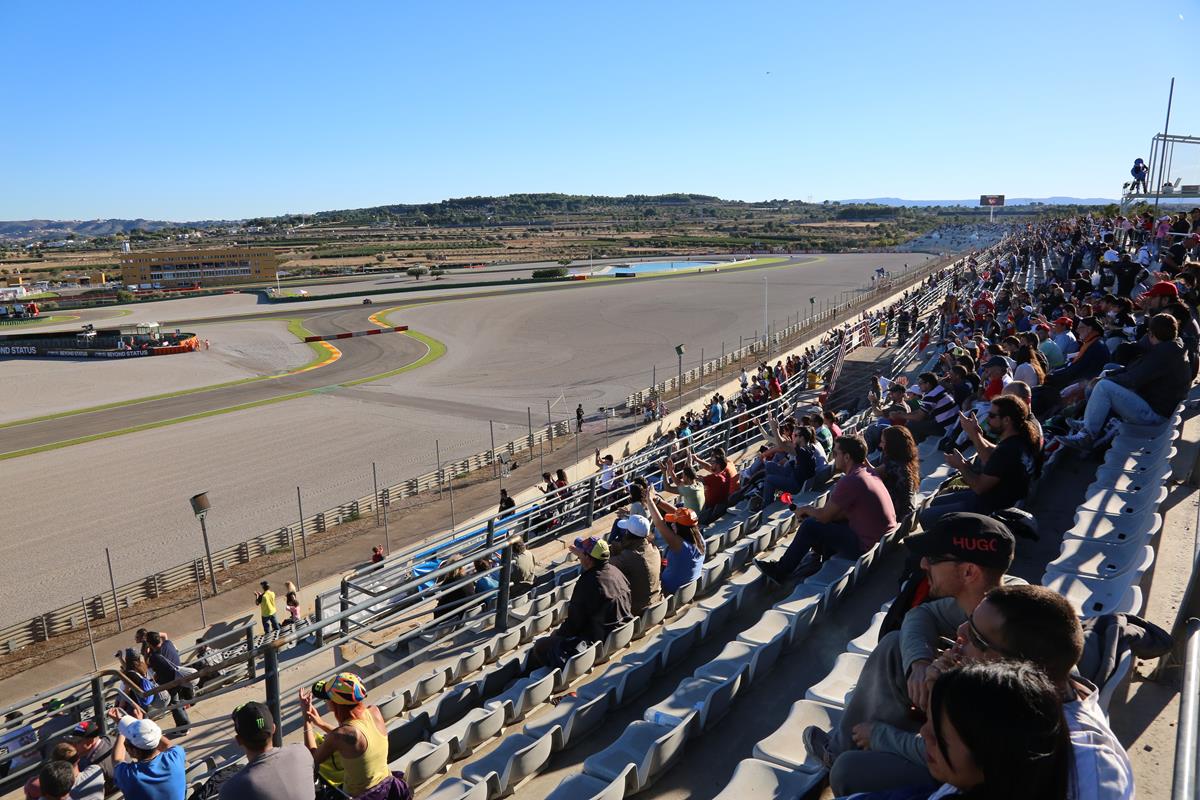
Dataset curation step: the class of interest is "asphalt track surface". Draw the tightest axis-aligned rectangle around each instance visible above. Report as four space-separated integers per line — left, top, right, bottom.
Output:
0 252 933 625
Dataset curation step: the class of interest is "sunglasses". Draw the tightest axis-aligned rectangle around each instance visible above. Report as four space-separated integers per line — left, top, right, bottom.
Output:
965 611 1007 655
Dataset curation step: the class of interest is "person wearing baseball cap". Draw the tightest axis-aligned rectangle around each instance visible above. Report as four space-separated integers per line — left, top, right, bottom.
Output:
609 514 662 615
219 702 315 800
806 513 1017 793
301 673 406 799
1137 280 1179 313
67 719 116 793
1034 322 1066 369
1050 316 1078 358
645 487 707 595
529 531 632 672
105 704 186 800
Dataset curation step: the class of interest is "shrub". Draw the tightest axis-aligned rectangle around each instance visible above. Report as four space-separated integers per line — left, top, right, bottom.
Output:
531 267 569 279
116 290 135 303
406 266 429 280
430 268 445 278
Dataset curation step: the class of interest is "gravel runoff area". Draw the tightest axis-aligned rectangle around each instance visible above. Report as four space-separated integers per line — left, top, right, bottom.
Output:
0 319 310 423
0 252 932 625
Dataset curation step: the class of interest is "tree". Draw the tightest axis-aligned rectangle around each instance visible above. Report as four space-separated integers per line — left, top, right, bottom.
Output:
116 289 135 303
430 268 446 278
375 254 386 263
407 266 429 280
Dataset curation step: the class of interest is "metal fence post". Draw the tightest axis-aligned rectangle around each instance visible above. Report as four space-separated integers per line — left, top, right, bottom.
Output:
314 594 324 648
494 544 513 633
91 675 107 736
584 477 598 526
263 644 283 748
486 517 496 549
339 579 351 640
245 628 257 679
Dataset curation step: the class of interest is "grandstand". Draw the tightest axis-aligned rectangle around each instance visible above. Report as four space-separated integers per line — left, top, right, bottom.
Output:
2 221 1199 800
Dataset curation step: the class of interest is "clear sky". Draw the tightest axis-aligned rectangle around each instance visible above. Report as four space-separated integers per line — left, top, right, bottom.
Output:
3 0 1198 220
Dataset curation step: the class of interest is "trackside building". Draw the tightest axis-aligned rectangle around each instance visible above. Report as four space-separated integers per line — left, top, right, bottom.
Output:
118 247 280 288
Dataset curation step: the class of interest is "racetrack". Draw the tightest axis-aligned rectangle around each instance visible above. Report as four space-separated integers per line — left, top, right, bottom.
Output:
0 252 933 624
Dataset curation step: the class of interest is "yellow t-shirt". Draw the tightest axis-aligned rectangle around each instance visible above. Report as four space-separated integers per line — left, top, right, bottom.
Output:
258 589 277 616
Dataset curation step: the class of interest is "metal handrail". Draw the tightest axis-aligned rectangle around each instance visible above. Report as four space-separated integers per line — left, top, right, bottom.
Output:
1173 618 1200 800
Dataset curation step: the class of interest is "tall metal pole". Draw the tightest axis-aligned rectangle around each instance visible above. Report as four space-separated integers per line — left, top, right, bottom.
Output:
677 352 683 403
194 560 208 628
81 598 98 671
381 489 391 554
763 277 768 348
527 407 533 458
197 514 218 595
105 547 123 632
1153 77 1176 211
546 400 553 448
489 420 498 478
435 439 443 498
295 486 308 558
372 462 381 526
288 519 301 589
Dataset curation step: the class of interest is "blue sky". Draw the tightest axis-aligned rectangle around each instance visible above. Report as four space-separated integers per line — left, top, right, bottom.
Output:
3 1 1198 220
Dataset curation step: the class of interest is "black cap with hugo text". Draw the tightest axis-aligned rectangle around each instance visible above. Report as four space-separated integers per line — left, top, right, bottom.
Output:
904 512 1015 570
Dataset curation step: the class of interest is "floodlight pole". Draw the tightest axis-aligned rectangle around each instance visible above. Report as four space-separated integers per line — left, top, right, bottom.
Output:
197 513 217 595
1153 77 1176 211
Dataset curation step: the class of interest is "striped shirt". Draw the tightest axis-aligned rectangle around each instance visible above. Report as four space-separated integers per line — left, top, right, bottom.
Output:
920 384 958 427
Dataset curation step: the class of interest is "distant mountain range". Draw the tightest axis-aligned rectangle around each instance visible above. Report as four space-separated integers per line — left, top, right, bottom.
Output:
843 197 1117 207
0 194 1132 241
0 218 227 239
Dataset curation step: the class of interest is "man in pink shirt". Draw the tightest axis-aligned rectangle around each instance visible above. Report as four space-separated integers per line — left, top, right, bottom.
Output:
755 434 896 581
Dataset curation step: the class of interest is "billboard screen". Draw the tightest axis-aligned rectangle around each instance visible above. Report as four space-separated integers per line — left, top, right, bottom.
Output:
979 195 1005 207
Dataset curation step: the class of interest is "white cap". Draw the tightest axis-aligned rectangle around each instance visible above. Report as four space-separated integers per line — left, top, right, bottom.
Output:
616 514 651 537
118 715 163 750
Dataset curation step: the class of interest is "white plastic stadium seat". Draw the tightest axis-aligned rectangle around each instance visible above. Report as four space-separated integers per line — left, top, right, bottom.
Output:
753 699 845 771
806 652 869 708
523 690 612 751
711 758 826 800
1046 537 1154 579
644 674 741 733
544 765 633 800
460 730 554 798
1067 511 1161 545
1042 571 1147 618
848 611 888 655
581 712 696 794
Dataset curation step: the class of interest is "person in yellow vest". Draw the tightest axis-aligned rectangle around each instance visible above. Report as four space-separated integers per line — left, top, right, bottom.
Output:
254 581 280 634
300 673 411 799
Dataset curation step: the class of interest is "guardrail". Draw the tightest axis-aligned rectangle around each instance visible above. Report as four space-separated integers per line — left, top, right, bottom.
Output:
0 251 967 656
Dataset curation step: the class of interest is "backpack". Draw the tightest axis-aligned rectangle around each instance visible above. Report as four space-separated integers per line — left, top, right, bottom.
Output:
187 762 246 800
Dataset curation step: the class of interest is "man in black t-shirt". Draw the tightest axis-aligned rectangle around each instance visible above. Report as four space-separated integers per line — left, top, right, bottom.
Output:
918 395 1038 529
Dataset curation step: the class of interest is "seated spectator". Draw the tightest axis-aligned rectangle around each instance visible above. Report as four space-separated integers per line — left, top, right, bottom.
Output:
754 426 827 509
848 662 1073 800
645 490 705 594
219 702 315 800
918 396 1040 529
1049 316 1111 387
903 373 958 440
432 567 475 622
105 705 187 800
508 537 536 598
829 584 1134 798
980 355 1012 400
529 537 631 670
46 742 103 800
754 435 896 582
1002 381 1043 441
658 459 705 514
472 558 499 594
1063 313 1190 450
872 425 918 519
691 451 733 524
812 513 1014 789
608 514 662 615
36 761 76 800
1052 316 1078 357
1013 344 1045 388
822 411 843 440
300 674 406 800
66 721 115 795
